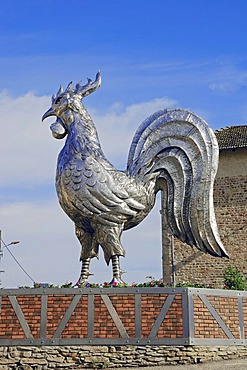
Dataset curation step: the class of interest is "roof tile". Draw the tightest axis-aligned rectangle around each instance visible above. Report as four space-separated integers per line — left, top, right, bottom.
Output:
215 125 247 149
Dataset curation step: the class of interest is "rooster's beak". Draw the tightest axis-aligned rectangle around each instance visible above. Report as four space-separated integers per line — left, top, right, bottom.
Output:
42 108 55 121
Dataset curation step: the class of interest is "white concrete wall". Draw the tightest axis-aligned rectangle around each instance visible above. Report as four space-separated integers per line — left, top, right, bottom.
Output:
216 148 247 178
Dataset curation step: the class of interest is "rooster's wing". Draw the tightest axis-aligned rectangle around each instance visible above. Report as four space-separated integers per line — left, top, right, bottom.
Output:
68 156 146 226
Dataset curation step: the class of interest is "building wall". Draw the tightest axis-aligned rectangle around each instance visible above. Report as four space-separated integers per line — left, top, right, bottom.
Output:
171 148 247 287
217 148 247 177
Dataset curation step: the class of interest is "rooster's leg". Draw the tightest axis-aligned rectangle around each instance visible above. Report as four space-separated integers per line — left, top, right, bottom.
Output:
76 258 93 286
75 226 99 286
110 255 125 285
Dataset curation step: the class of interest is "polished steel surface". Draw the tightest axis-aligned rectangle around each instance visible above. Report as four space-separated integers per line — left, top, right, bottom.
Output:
42 72 228 284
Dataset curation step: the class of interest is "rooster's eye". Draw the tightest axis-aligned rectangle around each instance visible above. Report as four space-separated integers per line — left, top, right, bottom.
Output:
55 97 62 104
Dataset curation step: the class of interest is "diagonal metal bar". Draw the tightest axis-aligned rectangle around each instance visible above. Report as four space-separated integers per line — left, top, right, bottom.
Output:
40 294 48 339
148 294 175 338
198 294 235 339
9 296 33 339
101 294 129 338
53 294 82 338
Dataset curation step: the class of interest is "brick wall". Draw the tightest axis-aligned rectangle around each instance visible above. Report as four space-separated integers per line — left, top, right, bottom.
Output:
0 292 184 340
94 294 135 338
0 289 246 342
170 147 247 287
193 295 239 339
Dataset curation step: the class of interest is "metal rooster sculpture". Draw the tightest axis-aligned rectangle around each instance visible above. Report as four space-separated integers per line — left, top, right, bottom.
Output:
42 71 228 285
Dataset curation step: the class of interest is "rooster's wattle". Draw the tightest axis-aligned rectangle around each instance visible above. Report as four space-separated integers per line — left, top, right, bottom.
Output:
42 72 228 284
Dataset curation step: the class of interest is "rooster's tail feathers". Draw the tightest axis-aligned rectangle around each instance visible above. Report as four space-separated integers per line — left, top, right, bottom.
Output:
127 108 228 258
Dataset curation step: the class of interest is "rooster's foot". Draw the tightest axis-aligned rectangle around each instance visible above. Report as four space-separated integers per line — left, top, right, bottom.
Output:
110 276 126 286
74 281 89 288
74 271 94 287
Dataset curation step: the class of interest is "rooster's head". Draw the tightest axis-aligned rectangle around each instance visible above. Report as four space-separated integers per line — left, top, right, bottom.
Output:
42 71 101 139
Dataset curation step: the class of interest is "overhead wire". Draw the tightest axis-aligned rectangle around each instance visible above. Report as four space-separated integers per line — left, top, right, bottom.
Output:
1 238 36 285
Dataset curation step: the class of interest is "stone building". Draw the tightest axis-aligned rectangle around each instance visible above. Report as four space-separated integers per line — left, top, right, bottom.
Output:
163 125 247 287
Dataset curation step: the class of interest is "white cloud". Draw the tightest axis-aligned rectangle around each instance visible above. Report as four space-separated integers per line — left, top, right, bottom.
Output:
0 200 76 286
92 96 177 167
0 91 62 187
208 65 247 93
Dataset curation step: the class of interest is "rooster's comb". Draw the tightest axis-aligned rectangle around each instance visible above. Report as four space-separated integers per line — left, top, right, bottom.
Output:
51 71 101 104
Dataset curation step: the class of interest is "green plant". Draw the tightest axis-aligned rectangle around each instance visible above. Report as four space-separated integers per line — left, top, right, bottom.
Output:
223 265 247 290
33 282 59 288
60 281 73 288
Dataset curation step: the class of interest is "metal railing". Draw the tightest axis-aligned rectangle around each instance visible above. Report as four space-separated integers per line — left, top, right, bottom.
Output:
0 287 246 346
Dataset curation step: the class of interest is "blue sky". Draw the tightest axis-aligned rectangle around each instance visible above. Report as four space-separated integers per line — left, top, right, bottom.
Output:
1 0 247 287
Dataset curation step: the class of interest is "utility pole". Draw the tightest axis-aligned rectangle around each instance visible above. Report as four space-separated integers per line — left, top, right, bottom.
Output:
0 231 21 288
171 234 176 287
160 188 173 284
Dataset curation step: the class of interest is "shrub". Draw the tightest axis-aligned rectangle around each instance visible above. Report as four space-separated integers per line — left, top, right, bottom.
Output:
223 265 247 290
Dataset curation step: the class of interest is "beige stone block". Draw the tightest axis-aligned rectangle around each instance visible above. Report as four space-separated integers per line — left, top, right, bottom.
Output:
20 358 48 365
46 355 64 363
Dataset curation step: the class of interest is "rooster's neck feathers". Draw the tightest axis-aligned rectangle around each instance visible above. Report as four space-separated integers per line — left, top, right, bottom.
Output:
64 109 104 159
